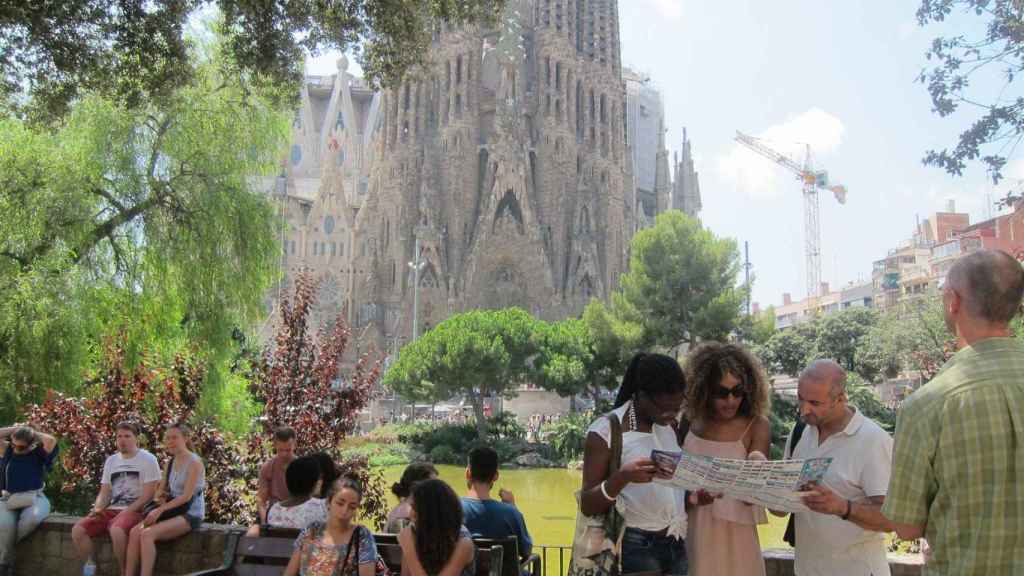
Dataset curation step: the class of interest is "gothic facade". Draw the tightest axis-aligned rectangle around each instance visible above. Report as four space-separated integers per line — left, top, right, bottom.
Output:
268 1 644 357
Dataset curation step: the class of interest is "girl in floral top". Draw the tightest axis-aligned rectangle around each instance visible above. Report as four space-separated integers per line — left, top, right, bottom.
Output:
284 475 378 576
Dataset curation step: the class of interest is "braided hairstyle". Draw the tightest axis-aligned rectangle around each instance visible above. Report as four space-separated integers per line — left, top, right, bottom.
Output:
613 352 687 408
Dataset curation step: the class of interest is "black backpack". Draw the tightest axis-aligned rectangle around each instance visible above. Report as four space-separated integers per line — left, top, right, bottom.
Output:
782 420 808 547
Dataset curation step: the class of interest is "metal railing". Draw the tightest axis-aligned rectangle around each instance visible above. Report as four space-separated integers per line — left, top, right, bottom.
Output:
536 544 572 576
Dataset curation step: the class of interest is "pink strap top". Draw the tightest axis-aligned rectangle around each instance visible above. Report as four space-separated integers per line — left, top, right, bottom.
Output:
682 420 768 526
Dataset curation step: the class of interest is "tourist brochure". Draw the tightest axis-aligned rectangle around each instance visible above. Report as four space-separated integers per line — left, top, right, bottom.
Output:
650 449 833 513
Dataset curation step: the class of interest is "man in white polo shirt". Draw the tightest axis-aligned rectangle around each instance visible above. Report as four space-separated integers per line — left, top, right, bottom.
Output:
789 360 895 576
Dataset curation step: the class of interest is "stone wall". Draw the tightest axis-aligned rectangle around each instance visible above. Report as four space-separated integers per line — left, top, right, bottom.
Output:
15 517 923 576
12 515 233 576
761 548 923 576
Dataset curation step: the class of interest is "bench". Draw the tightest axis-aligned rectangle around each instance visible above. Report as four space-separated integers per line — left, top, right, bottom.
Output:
189 528 504 576
471 537 541 576
374 534 503 576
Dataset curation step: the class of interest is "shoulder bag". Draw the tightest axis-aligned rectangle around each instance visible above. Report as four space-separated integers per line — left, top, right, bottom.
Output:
143 458 193 522
1 448 40 511
567 410 625 576
782 420 807 547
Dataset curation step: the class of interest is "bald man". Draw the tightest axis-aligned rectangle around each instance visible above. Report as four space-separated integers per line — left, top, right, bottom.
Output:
883 249 1024 576
788 359 895 576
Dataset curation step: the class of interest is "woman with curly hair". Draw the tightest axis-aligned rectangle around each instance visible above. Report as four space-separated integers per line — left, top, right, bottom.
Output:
682 342 772 576
398 479 475 576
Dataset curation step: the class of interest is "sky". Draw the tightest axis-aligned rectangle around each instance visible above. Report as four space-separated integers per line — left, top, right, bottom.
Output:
308 1 1017 309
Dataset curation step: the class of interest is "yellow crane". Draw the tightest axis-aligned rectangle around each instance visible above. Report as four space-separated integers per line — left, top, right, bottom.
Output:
734 131 848 300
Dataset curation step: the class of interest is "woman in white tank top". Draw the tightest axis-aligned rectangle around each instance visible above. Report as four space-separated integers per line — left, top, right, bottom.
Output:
580 353 689 576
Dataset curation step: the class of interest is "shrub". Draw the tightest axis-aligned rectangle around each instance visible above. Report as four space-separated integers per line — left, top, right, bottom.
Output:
429 444 457 464
488 411 527 440
29 271 391 527
26 339 250 522
542 411 592 462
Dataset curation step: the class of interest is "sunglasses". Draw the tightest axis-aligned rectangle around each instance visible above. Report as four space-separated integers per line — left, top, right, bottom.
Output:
710 385 747 399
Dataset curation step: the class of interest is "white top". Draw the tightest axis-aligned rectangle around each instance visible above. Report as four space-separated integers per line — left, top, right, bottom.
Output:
267 497 328 530
789 409 893 576
587 402 687 538
101 449 161 510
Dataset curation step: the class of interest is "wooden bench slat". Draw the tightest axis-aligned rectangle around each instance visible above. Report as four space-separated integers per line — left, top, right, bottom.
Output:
237 536 296 559
235 565 292 576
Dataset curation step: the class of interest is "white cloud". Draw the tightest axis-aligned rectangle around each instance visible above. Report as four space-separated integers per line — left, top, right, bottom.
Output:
639 0 683 22
716 108 846 198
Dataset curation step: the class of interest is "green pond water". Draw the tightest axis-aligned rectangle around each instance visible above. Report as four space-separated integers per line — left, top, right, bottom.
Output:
377 465 789 549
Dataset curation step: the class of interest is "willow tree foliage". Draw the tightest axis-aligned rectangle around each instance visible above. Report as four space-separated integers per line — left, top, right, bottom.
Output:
0 39 288 419
1 1 504 124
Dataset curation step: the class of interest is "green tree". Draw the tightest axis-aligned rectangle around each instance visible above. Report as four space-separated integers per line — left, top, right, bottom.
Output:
814 307 879 378
846 374 896 433
735 307 776 346
762 324 816 377
581 298 645 402
916 0 1024 182
0 37 285 420
619 210 743 349
530 318 592 401
2 2 505 124
856 297 955 383
383 308 535 438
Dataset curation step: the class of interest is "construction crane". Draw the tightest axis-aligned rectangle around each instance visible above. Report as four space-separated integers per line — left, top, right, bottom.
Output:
734 131 848 300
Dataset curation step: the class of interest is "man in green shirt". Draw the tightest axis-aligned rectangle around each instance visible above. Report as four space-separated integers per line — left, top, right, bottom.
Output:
883 249 1024 575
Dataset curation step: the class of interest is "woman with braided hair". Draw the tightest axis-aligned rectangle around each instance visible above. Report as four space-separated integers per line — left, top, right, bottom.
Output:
579 352 689 575
682 342 772 576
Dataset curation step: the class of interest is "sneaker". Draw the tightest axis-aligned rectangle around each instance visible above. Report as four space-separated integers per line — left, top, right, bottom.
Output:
82 561 96 576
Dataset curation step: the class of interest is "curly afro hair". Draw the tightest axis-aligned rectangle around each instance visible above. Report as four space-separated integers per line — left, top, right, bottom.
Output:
684 342 770 422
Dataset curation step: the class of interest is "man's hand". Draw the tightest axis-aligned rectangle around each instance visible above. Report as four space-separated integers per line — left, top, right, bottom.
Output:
801 482 847 517
615 459 658 485
499 488 515 506
88 506 105 518
688 489 721 507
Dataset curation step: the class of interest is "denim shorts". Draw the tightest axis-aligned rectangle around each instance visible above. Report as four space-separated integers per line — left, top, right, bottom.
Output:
620 527 688 576
184 514 202 531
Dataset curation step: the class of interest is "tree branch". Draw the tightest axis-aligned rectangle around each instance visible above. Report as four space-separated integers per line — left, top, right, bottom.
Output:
0 251 28 268
71 195 162 264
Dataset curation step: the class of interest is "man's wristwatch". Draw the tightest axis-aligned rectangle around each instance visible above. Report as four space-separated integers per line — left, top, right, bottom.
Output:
841 500 852 520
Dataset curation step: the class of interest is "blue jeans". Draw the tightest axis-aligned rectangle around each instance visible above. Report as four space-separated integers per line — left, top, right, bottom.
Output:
0 493 50 567
620 527 688 576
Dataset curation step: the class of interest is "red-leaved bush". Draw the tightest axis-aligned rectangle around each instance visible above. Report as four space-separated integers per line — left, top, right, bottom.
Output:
27 269 387 527
240 269 386 527
25 341 252 523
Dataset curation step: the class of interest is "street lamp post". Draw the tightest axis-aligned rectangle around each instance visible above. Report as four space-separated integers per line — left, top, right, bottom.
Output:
408 235 427 341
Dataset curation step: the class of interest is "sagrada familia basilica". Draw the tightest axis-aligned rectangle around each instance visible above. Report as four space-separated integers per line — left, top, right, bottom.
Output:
264 0 700 357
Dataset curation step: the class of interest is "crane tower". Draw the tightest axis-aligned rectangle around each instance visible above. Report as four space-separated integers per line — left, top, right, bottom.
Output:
734 131 848 300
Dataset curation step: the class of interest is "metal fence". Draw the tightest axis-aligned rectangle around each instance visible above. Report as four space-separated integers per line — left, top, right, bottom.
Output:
536 545 573 576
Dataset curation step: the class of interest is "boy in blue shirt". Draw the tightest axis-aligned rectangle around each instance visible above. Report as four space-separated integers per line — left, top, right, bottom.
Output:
460 446 533 563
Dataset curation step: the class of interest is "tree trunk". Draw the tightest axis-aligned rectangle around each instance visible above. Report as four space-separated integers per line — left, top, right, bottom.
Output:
469 389 488 439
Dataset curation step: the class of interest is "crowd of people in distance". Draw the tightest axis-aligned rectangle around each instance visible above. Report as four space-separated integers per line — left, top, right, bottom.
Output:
0 248 1021 576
